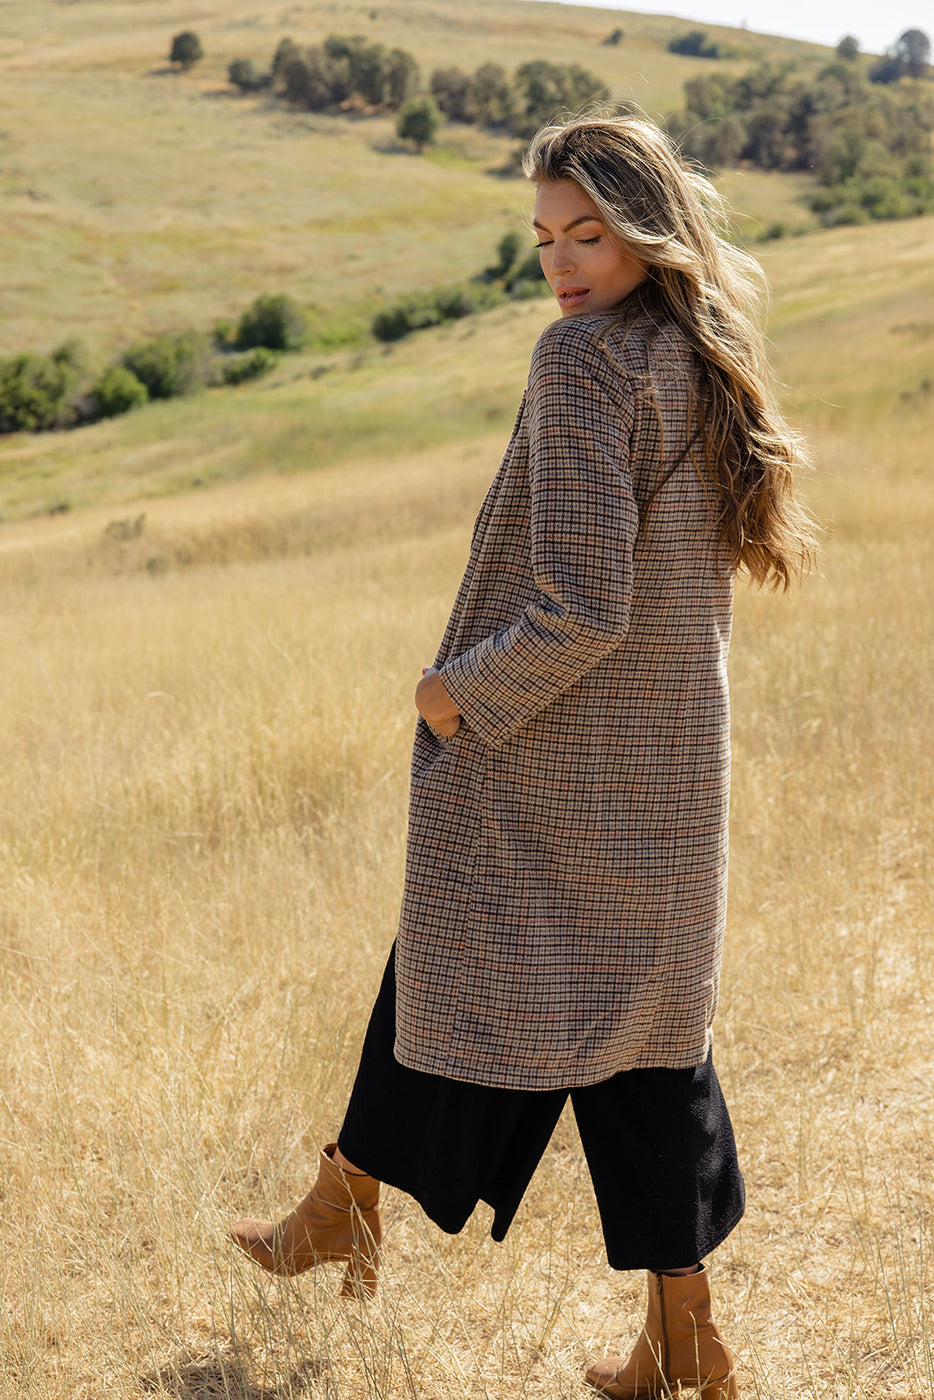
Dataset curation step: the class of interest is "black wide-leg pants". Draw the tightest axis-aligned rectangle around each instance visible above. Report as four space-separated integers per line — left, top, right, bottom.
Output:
338 946 745 1271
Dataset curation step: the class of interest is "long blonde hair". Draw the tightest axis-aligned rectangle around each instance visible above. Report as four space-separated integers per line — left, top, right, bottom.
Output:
524 115 817 589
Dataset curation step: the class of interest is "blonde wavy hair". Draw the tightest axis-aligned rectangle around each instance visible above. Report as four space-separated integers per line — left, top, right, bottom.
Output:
524 115 817 590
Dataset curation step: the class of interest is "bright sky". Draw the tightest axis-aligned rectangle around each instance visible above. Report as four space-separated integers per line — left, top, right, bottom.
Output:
531 0 929 55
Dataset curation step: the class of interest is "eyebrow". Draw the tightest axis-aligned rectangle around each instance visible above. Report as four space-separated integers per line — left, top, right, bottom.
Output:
532 213 604 233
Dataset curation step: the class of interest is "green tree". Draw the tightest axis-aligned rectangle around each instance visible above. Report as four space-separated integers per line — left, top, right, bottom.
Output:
282 49 344 110
835 35 860 61
396 95 440 151
895 28 931 78
169 31 203 69
470 63 514 127
324 35 387 105
431 67 473 122
385 48 420 109
682 71 736 120
236 294 308 352
512 61 609 140
702 114 747 166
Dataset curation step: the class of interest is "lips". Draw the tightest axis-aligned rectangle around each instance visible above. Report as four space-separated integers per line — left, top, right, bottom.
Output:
557 286 589 308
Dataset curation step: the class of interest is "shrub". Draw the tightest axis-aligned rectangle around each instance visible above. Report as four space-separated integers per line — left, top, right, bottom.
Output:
432 286 475 320
510 278 546 301
820 201 870 226
91 365 149 419
602 28 625 47
505 249 546 292
668 31 727 58
228 59 270 92
236 293 308 352
51 338 88 376
169 31 203 68
122 329 213 399
212 318 235 349
493 229 523 277
869 54 903 85
221 347 278 385
397 95 440 151
375 293 441 340
0 352 75 433
372 304 416 342
836 35 860 61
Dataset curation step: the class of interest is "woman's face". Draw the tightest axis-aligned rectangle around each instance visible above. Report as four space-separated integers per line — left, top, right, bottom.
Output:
533 178 647 317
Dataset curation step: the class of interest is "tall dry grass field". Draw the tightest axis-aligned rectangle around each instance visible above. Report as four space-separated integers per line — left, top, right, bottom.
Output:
1 210 933 1398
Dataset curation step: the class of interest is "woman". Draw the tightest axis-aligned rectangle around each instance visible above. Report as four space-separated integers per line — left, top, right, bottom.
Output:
230 115 815 1399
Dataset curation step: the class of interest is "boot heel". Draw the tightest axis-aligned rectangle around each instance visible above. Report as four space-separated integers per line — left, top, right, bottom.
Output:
339 1210 380 1298
698 1374 738 1400
340 1204 380 1299
340 1251 379 1299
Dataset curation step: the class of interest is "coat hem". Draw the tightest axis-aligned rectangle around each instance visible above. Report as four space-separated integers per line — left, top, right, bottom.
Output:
392 1024 715 1092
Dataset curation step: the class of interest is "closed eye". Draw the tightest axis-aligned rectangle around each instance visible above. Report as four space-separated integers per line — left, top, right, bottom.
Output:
535 236 601 248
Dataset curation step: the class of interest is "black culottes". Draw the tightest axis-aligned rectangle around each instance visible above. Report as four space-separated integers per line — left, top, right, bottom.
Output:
338 946 745 1270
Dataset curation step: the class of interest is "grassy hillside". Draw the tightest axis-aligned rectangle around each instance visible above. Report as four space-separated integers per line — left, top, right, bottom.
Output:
0 0 830 359
1 3 933 1398
1 212 931 528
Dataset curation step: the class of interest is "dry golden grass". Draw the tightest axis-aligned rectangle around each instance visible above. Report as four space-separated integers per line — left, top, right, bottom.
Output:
1 297 932 1397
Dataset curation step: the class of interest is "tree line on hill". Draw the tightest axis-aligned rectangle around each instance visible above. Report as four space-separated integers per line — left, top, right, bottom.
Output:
227 32 608 144
668 45 934 225
225 27 932 226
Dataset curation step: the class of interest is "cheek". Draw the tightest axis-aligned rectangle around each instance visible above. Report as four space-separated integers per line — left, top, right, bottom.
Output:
601 251 629 285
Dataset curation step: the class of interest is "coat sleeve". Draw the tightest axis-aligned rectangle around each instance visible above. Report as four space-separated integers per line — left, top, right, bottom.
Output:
440 320 638 748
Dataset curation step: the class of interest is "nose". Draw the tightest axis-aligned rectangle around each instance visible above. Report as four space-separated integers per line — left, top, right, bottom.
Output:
551 238 575 274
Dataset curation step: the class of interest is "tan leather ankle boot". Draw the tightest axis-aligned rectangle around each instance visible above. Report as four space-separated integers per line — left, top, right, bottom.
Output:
229 1143 382 1297
586 1266 738 1399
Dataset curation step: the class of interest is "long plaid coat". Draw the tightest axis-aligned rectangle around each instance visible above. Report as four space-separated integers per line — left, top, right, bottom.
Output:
394 307 734 1090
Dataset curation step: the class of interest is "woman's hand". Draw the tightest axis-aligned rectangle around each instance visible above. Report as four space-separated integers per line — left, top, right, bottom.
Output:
415 667 462 737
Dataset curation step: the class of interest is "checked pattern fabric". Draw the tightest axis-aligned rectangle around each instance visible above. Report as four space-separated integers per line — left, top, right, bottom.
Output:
394 309 734 1090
